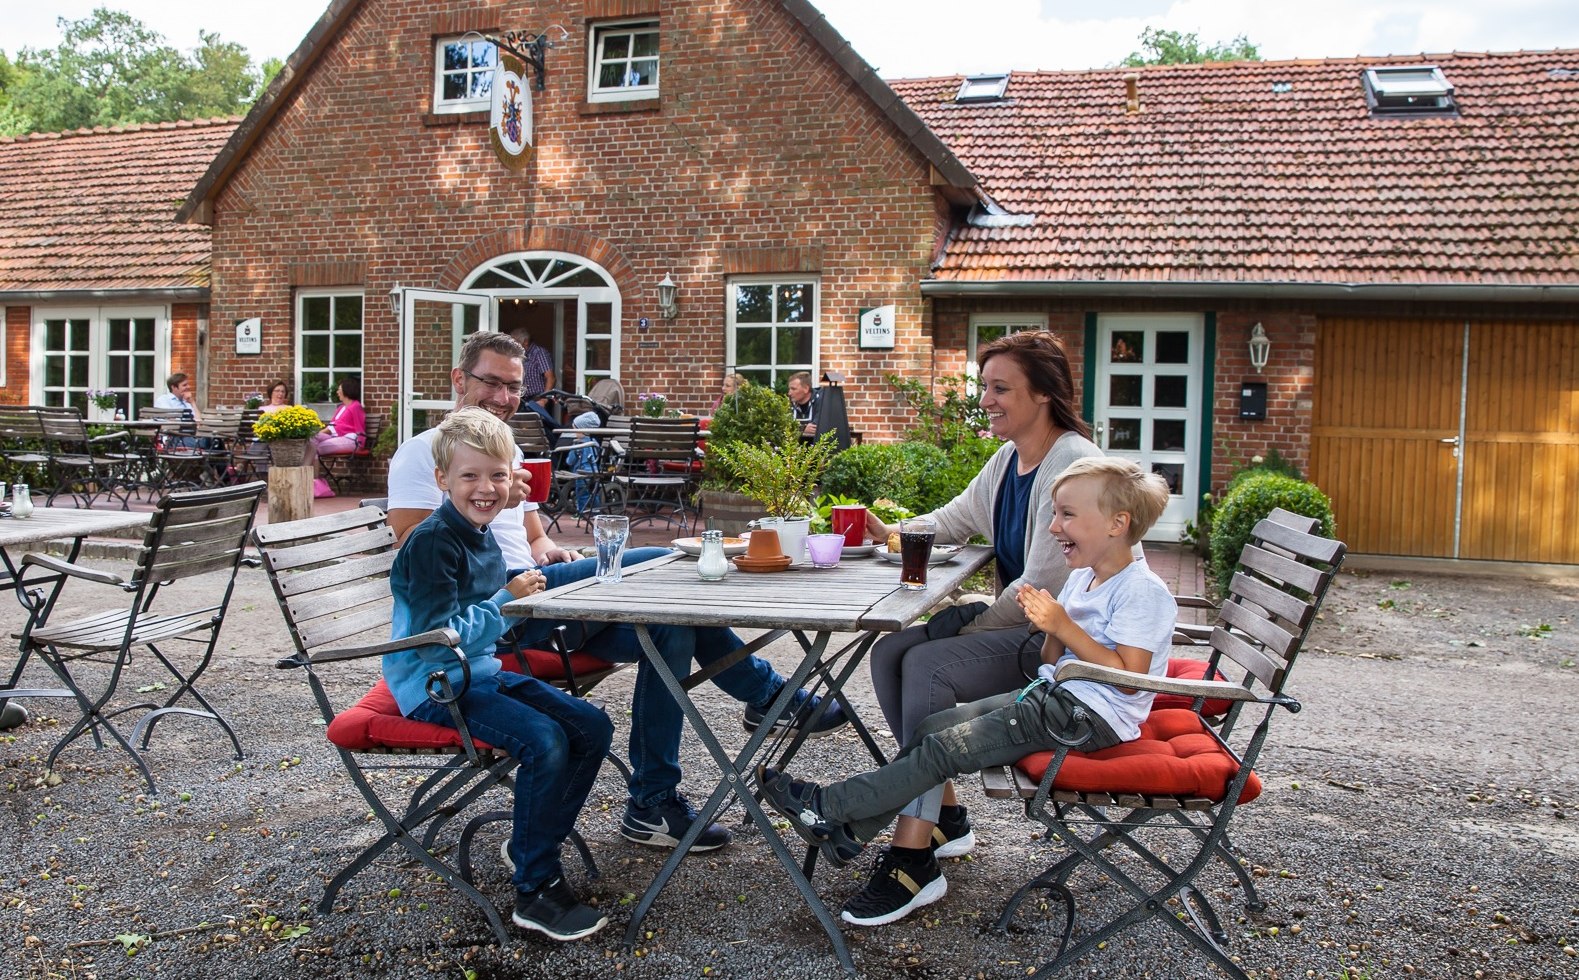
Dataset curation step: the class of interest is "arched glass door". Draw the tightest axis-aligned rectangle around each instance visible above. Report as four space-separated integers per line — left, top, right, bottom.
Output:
462 252 621 396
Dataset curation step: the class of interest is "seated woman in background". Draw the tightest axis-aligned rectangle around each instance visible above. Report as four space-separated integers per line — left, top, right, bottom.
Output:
260 379 291 413
710 372 748 414
306 375 366 464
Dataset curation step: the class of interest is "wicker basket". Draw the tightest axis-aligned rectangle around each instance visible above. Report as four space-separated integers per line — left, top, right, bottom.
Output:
268 438 309 467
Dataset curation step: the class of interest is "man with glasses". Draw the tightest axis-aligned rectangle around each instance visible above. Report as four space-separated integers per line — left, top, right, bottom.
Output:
387 331 847 854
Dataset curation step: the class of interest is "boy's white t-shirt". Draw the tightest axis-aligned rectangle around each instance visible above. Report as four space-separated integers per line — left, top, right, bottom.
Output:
1035 560 1177 742
387 427 539 570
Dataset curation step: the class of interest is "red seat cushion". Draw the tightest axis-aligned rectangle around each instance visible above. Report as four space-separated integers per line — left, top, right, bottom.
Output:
1153 658 1234 717
496 647 614 684
325 678 497 752
1015 708 1262 805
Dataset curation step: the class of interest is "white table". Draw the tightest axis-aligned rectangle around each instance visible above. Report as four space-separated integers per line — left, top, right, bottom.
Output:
505 546 993 973
0 507 152 710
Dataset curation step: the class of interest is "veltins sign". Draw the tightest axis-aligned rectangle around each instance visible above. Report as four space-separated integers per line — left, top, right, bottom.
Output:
235 317 261 355
858 305 896 350
489 52 533 172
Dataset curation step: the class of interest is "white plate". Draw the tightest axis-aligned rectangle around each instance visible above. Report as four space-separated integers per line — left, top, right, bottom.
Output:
841 543 878 557
877 544 962 565
670 536 749 557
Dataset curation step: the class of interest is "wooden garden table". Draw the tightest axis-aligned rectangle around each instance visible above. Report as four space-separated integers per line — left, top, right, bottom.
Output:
504 545 993 973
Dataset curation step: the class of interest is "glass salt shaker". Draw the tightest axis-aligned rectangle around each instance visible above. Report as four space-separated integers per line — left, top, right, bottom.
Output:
697 529 729 581
12 483 34 519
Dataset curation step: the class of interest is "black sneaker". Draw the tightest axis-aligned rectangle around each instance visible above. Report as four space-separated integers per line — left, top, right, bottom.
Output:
511 876 608 941
930 804 976 859
840 847 948 927
756 765 864 868
620 794 733 852
743 687 849 738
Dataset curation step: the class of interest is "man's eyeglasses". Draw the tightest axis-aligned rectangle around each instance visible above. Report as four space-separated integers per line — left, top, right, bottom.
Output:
464 371 527 398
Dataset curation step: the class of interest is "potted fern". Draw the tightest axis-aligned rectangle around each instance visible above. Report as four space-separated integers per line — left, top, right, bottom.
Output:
697 381 796 533
708 431 836 558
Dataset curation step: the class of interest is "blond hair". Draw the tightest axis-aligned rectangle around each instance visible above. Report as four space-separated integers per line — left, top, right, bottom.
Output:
1051 456 1171 545
433 407 515 472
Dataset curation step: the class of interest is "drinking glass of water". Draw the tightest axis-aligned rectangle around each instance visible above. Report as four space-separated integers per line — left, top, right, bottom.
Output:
593 515 630 584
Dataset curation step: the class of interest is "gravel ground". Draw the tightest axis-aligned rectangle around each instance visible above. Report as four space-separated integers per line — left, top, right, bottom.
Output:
2 557 1577 980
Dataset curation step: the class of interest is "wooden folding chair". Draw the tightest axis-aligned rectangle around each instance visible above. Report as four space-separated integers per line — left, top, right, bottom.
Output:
252 505 623 944
984 508 1346 979
14 482 266 792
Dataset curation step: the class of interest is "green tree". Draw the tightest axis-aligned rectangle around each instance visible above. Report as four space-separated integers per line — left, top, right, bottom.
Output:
2 8 262 136
1120 27 1261 67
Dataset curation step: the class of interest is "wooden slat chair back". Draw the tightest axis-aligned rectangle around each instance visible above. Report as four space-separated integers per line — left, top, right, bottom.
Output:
38 407 137 508
0 405 52 468
609 417 701 531
251 506 619 944
13 482 266 792
984 508 1346 980
506 411 552 457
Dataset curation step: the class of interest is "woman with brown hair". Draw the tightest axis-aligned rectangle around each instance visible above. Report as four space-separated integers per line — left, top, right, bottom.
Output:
847 330 1103 927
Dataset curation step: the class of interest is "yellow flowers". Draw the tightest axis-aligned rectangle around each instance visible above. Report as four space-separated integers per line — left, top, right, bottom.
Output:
252 406 324 441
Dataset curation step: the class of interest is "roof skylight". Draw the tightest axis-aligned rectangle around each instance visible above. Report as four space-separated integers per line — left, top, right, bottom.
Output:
956 73 1009 103
1363 66 1457 115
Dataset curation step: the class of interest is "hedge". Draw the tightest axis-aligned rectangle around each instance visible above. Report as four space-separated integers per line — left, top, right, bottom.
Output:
1209 472 1337 598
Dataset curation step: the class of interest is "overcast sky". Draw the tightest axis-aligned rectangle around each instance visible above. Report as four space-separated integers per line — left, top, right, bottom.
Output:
6 1 1579 76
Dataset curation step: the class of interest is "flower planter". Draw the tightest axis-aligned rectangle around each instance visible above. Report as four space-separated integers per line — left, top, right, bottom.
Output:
268 438 310 468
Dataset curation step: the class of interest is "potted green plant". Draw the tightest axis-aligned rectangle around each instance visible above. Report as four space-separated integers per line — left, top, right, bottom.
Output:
697 381 798 533
252 405 325 467
709 432 836 558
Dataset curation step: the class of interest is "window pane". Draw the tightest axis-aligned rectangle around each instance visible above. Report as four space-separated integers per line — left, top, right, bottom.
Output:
1152 419 1187 451
603 34 631 59
1154 375 1188 408
1110 331 1143 363
300 374 331 403
630 60 657 84
334 296 363 331
334 334 362 368
470 41 495 66
632 32 659 57
735 327 771 364
598 63 625 89
1152 462 1184 495
585 338 611 371
1156 331 1189 363
775 325 812 365
303 296 330 330
109 318 129 349
975 324 1008 349
108 359 129 387
1108 417 1140 450
740 369 772 387
46 320 64 349
304 334 330 367
442 74 467 100
469 72 493 99
134 357 154 388
444 43 468 71
45 359 64 386
68 358 89 386
735 285 772 323
134 318 154 349
70 319 89 349
777 283 812 323
1108 375 1142 407
562 269 607 288
585 302 612 332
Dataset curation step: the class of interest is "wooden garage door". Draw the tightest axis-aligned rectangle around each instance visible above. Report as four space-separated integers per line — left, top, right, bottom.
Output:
1312 317 1579 563
1311 319 1461 558
1461 321 1579 562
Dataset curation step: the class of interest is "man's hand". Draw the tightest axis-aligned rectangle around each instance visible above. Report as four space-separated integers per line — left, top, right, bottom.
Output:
506 466 531 509
803 422 818 436
534 546 579 566
506 568 547 599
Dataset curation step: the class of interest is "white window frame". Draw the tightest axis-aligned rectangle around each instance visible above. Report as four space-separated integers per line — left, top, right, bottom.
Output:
725 275 820 391
966 313 1046 392
587 19 660 103
957 73 1010 102
29 305 168 418
433 35 497 114
295 289 365 406
1363 65 1456 114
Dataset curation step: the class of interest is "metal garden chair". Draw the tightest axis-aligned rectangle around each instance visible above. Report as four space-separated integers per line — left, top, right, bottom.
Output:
608 416 701 531
252 505 624 944
983 508 1346 979
13 482 266 792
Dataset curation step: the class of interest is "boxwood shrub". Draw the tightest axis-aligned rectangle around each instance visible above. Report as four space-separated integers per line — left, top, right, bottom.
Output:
820 443 918 506
1209 472 1337 598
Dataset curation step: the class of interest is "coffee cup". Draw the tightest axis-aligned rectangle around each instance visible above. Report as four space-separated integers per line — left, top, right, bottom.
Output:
520 458 552 504
830 504 867 547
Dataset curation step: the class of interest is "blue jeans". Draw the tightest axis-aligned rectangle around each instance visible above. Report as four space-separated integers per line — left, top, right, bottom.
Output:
410 671 613 893
510 548 782 807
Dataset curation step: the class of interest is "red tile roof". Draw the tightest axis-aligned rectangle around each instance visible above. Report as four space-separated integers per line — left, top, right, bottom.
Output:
893 51 1579 287
0 118 238 294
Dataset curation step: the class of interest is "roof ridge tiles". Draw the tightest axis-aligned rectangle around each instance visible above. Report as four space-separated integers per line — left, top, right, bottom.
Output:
0 115 245 146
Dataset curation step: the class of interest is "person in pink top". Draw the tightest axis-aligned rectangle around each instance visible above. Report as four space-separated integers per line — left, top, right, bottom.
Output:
306 375 366 464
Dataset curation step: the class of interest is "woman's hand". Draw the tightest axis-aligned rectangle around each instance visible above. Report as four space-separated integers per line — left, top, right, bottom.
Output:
506 568 547 599
864 511 892 545
1015 583 1070 638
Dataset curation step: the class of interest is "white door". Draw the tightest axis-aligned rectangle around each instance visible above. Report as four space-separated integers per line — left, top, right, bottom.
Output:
1094 314 1203 541
397 288 493 441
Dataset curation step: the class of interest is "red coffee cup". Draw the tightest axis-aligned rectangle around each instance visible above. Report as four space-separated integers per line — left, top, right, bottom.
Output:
520 458 552 504
830 504 867 547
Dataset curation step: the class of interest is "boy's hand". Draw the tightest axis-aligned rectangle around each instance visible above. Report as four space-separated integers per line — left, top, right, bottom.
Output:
1016 583 1070 637
505 568 547 599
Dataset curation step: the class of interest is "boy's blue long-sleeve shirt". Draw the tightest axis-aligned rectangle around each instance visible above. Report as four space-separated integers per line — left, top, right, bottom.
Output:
384 500 519 716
